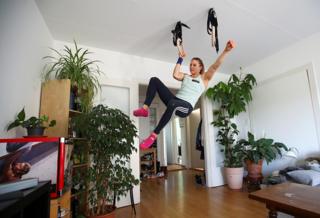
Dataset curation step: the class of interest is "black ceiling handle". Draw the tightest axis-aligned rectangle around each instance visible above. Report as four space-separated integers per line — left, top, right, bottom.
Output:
171 21 191 47
207 8 219 53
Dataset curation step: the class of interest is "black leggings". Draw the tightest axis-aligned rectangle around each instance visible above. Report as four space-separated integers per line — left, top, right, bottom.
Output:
144 77 193 134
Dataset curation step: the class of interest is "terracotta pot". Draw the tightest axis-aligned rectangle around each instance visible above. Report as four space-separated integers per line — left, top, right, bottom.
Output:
246 159 263 183
224 167 244 189
87 206 116 218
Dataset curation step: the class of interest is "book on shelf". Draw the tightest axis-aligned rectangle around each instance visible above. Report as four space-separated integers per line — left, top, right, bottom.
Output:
0 178 39 195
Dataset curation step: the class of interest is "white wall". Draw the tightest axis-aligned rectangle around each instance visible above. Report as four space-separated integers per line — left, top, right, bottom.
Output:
0 0 53 138
245 32 320 175
245 32 320 89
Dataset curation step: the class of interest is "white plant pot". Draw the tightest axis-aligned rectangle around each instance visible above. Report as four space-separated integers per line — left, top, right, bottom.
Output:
225 167 244 189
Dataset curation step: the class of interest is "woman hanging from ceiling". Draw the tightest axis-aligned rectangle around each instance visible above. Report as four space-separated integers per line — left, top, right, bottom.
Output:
134 39 235 149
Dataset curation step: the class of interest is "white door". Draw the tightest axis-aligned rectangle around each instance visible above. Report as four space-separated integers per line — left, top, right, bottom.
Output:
249 65 320 175
99 80 140 207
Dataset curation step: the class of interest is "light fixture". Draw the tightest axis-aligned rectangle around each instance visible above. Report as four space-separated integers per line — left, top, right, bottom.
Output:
283 147 299 159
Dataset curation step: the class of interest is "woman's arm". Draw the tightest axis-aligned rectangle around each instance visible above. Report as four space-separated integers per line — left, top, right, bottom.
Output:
204 40 235 81
173 40 186 81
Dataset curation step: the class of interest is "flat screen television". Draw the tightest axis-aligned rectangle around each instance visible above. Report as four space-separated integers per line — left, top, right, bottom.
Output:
0 137 65 198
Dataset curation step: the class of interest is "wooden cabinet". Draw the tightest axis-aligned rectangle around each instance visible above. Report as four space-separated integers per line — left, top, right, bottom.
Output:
50 191 71 218
40 79 71 138
40 79 89 217
140 148 157 176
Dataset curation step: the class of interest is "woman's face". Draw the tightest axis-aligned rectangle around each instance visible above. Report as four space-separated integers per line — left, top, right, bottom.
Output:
189 60 202 76
12 162 31 177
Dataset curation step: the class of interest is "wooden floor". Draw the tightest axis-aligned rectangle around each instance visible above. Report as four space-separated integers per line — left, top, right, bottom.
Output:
115 170 268 218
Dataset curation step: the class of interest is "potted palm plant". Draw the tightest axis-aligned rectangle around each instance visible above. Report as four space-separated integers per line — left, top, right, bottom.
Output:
74 104 139 218
206 73 256 189
7 108 56 136
43 40 102 112
237 132 288 183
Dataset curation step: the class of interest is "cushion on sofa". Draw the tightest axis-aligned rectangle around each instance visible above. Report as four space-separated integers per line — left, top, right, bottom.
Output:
310 165 320 172
287 170 320 186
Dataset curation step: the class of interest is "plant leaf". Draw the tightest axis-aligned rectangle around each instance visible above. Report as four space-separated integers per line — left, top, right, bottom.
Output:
17 108 26 121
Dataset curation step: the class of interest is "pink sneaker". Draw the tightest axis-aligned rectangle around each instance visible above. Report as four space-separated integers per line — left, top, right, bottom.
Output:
133 107 149 117
140 133 157 150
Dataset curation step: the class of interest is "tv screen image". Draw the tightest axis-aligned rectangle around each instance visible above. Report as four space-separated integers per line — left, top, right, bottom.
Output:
0 137 66 198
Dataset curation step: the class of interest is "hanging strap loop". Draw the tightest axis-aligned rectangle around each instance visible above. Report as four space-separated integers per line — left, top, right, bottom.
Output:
171 21 190 47
171 21 190 57
207 8 219 53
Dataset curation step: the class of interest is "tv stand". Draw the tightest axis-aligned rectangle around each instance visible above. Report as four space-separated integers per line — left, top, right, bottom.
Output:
0 181 50 218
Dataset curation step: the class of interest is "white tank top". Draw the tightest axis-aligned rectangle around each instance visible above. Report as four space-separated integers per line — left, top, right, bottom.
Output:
176 75 206 107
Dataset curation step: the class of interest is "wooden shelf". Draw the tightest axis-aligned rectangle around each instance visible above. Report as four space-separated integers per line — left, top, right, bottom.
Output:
140 147 156 154
141 170 155 173
69 109 82 116
73 163 89 169
141 160 153 163
140 148 157 175
71 191 86 198
40 79 88 217
50 190 71 218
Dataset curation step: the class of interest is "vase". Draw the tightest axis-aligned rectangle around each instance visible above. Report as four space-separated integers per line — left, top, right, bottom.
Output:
246 159 263 183
224 167 244 189
26 127 45 137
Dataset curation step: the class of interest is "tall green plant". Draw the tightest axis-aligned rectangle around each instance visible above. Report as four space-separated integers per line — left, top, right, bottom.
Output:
43 41 102 112
75 105 139 216
206 73 256 167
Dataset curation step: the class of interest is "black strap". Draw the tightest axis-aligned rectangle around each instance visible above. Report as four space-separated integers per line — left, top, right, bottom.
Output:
207 8 219 53
171 21 190 46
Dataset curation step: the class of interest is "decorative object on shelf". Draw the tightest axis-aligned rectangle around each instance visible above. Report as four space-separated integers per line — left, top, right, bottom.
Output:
206 72 256 189
237 131 288 183
74 104 139 217
42 40 103 112
7 108 56 136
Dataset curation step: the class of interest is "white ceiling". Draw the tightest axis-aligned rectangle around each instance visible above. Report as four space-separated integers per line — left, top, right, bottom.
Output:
35 0 320 74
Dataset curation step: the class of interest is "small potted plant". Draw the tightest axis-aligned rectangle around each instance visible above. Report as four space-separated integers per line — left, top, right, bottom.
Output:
43 40 102 112
237 132 288 183
74 104 139 217
7 108 56 136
